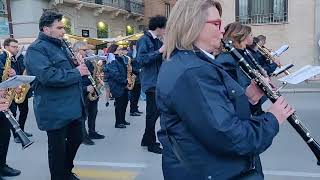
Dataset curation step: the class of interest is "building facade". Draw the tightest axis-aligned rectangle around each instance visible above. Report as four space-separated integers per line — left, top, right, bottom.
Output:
0 0 145 42
222 0 320 69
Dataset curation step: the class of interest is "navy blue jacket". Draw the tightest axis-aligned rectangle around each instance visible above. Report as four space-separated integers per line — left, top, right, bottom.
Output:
247 48 277 75
156 49 279 180
136 31 163 92
25 32 85 131
104 55 128 98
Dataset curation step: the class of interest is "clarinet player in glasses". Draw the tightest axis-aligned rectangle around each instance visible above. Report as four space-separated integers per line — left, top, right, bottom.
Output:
156 0 294 179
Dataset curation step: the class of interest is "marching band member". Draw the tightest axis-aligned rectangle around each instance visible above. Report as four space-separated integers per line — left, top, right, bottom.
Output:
0 38 22 178
25 10 89 180
156 0 294 179
73 41 105 146
136 15 167 154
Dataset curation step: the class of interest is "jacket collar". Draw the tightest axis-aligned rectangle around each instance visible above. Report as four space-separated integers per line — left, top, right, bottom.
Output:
38 32 63 47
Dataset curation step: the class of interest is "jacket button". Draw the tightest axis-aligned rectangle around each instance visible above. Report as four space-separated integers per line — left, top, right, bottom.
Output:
208 176 212 179
231 90 235 94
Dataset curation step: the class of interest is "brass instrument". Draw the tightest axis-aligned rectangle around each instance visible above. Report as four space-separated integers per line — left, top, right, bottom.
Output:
14 70 30 104
87 60 103 101
256 43 291 75
1 49 33 149
124 55 136 90
62 40 102 99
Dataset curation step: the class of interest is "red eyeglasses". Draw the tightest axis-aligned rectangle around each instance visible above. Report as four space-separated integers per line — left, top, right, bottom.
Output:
206 19 222 30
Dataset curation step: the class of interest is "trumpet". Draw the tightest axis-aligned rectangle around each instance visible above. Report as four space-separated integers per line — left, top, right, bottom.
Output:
256 43 291 75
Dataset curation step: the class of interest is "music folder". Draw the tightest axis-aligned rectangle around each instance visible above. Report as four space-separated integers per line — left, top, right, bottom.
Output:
278 65 320 84
0 75 35 89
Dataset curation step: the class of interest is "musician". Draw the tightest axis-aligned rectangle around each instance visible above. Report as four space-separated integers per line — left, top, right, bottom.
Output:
0 38 33 144
104 44 119 105
25 10 90 180
73 41 105 146
156 0 294 179
0 39 22 178
136 15 167 154
127 40 143 116
247 36 278 75
104 47 131 128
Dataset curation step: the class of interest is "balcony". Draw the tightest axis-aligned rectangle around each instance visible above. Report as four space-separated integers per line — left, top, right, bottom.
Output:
55 0 144 17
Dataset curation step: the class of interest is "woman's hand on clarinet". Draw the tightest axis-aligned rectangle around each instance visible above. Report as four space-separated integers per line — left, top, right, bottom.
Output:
267 96 295 124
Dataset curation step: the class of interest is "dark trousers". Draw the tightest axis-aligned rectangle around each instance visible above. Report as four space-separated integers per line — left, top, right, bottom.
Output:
142 91 160 145
84 98 98 134
11 99 29 138
46 119 83 180
130 83 141 113
115 91 128 125
0 113 10 168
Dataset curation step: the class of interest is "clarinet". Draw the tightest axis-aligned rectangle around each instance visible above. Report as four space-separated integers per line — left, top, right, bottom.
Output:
244 49 268 77
3 110 33 149
222 40 320 165
62 40 102 97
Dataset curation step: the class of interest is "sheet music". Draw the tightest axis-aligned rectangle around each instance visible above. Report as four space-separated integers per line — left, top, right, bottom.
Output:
0 75 35 89
278 65 320 84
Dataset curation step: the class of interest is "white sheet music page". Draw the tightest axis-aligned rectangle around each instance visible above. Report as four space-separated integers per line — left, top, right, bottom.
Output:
278 65 320 84
0 75 35 89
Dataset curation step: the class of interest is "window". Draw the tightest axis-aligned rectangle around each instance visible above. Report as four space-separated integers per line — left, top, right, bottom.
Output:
165 3 171 18
126 25 134 36
235 0 288 24
97 21 108 38
0 0 5 14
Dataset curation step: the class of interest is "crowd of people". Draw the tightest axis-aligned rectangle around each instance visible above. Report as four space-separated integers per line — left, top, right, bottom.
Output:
0 0 305 179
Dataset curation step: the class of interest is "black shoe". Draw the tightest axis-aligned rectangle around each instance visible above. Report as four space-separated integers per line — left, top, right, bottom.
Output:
24 132 33 137
147 145 163 154
0 165 21 177
115 124 126 128
105 102 109 107
124 121 130 125
69 173 80 180
130 112 141 116
135 110 143 114
82 137 95 145
89 132 105 139
141 141 161 147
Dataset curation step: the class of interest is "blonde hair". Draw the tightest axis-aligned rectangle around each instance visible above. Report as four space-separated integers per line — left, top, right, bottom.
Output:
223 22 251 45
163 0 222 59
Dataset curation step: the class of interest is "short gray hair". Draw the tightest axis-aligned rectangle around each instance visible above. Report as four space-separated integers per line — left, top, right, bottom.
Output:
73 41 88 52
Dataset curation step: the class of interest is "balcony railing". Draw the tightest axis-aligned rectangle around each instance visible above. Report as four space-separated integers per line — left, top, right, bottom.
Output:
80 0 144 15
236 12 288 25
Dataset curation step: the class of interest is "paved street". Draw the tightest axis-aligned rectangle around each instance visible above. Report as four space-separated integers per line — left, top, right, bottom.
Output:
4 87 320 180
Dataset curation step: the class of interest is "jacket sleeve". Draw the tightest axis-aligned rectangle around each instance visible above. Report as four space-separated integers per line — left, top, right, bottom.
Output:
170 67 279 157
136 38 162 66
25 47 81 87
104 61 127 84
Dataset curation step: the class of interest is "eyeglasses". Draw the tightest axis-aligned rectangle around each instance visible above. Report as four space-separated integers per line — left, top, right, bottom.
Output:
206 19 222 30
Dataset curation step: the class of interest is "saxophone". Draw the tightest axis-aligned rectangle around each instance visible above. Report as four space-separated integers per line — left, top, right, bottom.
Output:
2 50 16 104
124 55 136 90
1 49 33 149
14 70 30 104
87 60 103 101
